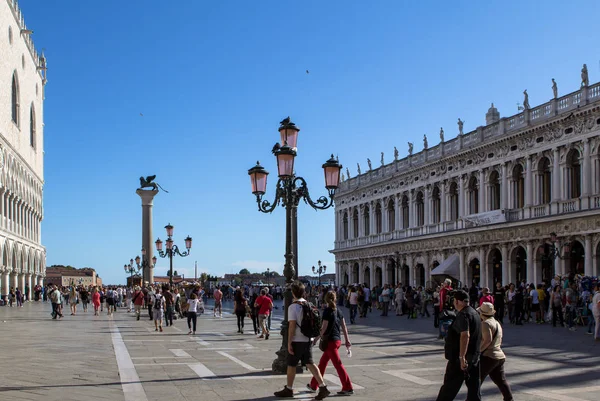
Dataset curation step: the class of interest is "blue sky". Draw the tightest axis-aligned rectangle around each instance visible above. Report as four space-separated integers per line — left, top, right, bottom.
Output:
20 0 600 284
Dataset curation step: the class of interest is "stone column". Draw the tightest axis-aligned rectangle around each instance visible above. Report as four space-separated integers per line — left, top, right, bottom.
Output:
526 242 534 283
459 248 466 286
136 189 159 285
458 175 465 218
335 261 340 285
407 254 414 286
585 235 593 277
1 271 9 298
582 139 591 208
501 244 508 285
394 194 400 232
424 189 431 227
382 199 389 233
369 261 375 288
37 275 44 287
506 251 513 285
358 205 364 237
552 148 560 213
440 181 447 224
369 202 376 235
479 169 485 213
409 192 415 228
423 253 430 287
25 273 32 301
12 271 19 290
479 247 487 289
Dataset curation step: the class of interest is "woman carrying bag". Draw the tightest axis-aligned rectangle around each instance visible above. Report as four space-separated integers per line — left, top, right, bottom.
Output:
307 291 354 396
478 302 514 401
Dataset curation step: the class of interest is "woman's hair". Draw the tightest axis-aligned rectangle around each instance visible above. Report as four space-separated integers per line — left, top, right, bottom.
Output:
190 293 198 299
325 291 337 310
553 285 560 292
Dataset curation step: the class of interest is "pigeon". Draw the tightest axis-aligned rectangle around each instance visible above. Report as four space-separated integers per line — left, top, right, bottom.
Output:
139 113 144 117
272 142 281 154
306 70 309 74
280 116 290 126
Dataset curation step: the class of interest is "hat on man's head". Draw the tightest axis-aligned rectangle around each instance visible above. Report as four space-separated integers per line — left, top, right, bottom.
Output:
477 302 495 317
454 290 469 302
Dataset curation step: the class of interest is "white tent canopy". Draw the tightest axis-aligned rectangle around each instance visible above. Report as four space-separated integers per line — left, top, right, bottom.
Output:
430 254 460 279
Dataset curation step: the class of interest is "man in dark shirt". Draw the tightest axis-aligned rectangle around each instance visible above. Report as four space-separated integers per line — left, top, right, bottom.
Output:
493 282 506 325
163 285 175 327
437 290 481 401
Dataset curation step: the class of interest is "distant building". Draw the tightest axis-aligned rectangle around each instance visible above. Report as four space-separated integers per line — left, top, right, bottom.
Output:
0 0 48 300
45 267 101 287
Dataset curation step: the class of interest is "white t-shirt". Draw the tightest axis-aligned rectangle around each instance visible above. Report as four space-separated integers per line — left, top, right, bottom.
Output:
349 292 358 305
530 289 539 304
363 288 371 299
188 299 199 313
288 298 310 343
592 292 600 317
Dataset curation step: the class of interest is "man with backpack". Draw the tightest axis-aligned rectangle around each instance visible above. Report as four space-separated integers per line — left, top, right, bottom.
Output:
274 281 330 400
153 287 165 332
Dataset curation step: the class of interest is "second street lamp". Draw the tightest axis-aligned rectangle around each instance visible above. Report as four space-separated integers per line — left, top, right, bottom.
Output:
155 223 192 288
312 260 327 287
125 250 157 287
247 117 342 374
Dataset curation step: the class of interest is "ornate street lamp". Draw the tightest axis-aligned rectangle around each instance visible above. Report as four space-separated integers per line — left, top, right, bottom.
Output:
124 250 157 287
247 117 342 374
312 260 327 287
155 223 192 288
266 267 270 287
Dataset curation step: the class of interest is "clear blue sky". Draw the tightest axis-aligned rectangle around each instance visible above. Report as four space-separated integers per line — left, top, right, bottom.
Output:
21 0 600 284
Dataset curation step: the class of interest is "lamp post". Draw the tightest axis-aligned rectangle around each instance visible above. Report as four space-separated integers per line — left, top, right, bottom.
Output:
312 260 327 287
248 117 342 374
124 250 157 287
549 232 571 277
155 224 192 288
266 267 270 287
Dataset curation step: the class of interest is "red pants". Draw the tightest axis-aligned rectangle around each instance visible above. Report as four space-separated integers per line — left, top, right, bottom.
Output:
309 340 353 391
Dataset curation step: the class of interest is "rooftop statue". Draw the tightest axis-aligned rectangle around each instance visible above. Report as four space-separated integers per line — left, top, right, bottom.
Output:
346 167 351 179
341 172 345 182
408 142 413 156
523 89 530 110
423 134 428 149
552 78 558 99
581 64 589 87
394 146 399 161
139 175 169 192
458 118 464 135
357 163 361 175
380 152 384 166
439 127 444 142
367 158 372 171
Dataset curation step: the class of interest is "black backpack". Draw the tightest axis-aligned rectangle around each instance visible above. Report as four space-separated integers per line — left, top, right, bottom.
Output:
153 294 162 310
296 301 322 338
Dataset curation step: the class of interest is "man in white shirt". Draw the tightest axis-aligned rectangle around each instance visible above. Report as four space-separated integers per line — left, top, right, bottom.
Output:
274 281 330 400
591 283 600 341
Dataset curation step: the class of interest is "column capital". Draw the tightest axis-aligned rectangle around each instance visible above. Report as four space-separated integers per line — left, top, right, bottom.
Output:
136 189 159 206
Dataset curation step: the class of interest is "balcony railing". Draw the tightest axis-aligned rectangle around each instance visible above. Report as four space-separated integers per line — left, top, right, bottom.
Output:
560 199 580 213
533 205 549 218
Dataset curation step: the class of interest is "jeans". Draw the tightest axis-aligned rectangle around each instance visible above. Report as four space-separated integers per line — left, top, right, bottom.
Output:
309 340 353 391
236 312 245 332
349 304 358 323
495 305 504 325
421 302 430 317
433 305 440 328
381 301 389 316
566 306 576 328
480 356 513 401
436 359 481 401
552 306 564 327
187 311 197 332
165 305 174 326
593 314 600 339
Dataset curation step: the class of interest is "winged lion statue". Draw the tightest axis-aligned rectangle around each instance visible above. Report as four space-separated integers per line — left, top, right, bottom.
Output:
138 175 169 192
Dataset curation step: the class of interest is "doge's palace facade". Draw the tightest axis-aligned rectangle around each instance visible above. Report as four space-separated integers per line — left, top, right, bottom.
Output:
0 0 47 299
333 70 600 290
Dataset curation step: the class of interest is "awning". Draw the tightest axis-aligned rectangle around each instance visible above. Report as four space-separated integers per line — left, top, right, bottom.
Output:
431 254 459 279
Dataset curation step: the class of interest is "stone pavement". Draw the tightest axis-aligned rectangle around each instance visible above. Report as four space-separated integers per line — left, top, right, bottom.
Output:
0 300 598 401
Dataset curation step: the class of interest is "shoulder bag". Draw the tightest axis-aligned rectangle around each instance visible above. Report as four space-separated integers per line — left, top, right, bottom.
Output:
319 309 339 352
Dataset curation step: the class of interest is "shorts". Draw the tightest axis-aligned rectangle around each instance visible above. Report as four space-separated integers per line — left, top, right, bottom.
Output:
287 341 314 367
531 303 540 312
107 298 115 306
153 309 164 321
258 314 268 328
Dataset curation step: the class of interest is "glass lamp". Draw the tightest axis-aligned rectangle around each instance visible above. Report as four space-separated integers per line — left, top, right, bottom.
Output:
248 161 269 195
322 154 342 190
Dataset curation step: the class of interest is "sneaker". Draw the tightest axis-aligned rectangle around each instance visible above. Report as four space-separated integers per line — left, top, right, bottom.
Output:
587 331 593 335
315 386 330 400
569 327 576 331
274 386 294 398
306 384 316 393
159 326 163 332
188 330 193 335
337 389 354 396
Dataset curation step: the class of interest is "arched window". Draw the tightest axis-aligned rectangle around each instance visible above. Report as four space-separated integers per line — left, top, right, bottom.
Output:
375 203 382 233
449 182 459 220
401 195 409 229
30 104 36 149
353 209 359 238
566 150 581 199
432 186 441 223
537 157 551 204
363 205 370 236
468 176 479 214
12 72 20 126
512 164 524 208
489 171 500 210
343 212 348 240
387 199 395 231
416 191 424 226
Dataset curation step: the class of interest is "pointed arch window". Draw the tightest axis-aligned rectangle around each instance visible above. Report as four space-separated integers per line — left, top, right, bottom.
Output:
30 104 36 149
12 72 20 126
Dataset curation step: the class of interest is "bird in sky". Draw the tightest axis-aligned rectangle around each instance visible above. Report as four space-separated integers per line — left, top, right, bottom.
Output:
306 70 309 74
140 113 144 117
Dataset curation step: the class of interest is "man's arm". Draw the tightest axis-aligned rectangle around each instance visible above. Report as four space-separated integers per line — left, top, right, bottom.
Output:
459 331 470 368
288 320 296 355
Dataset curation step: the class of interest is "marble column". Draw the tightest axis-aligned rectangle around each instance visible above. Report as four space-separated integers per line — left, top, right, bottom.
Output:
37 275 44 287
458 176 465 218
409 192 415 228
479 247 487 289
423 253 430 287
1 271 9 298
370 202 376 235
440 181 447 224
407 255 414 286
394 195 400 233
424 189 431 227
552 148 560 213
382 199 389 233
582 139 591 208
358 206 364 237
459 248 466 286
25 273 32 301
479 169 485 213
501 244 508 285
526 242 534 284
136 189 159 285
369 262 375 288
506 251 513 285
585 235 593 277
525 156 533 218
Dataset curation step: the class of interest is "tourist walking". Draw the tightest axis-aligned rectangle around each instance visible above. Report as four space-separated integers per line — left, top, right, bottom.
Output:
380 284 391 316
80 287 89 312
255 288 273 339
234 288 248 334
347 286 358 324
591 283 600 341
50 285 64 320
132 286 144 320
395 283 405 316
153 287 165 332
213 287 223 317
307 291 354 396
187 293 200 335
274 281 330 400
477 302 514 401
92 287 101 315
550 285 564 327
436 290 481 401
163 285 175 327
69 286 78 315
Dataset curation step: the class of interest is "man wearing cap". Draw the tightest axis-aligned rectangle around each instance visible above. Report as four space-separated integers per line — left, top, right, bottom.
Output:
436 290 481 401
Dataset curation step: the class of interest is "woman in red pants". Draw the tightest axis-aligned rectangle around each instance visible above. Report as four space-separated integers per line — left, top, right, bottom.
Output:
308 291 354 396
